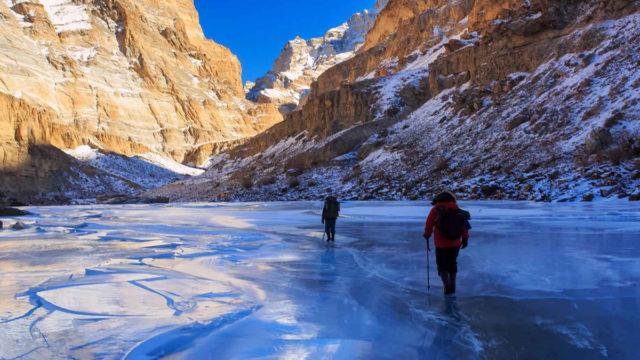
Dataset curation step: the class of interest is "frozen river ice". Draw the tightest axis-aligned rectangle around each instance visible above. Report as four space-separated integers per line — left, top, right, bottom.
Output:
1 201 639 359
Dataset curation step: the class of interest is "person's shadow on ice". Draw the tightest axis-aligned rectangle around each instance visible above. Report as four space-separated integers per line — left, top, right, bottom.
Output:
321 247 337 274
419 297 472 358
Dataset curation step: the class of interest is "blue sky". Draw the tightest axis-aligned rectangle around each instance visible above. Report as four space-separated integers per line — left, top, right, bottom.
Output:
194 0 374 84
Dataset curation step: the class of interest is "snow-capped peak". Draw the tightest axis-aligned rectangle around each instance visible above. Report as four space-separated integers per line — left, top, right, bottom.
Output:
246 1 386 114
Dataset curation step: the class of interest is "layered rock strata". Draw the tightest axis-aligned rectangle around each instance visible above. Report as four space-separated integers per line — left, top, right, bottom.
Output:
152 0 640 202
0 0 282 201
0 0 281 164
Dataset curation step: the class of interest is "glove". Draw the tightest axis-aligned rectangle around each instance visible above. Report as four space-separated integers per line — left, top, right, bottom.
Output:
423 234 431 251
461 238 468 249
322 219 325 224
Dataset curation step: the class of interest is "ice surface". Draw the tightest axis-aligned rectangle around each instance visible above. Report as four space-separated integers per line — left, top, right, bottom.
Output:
0 201 639 359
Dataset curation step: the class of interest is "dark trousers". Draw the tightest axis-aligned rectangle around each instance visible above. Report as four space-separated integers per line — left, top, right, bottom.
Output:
324 218 336 240
435 247 460 275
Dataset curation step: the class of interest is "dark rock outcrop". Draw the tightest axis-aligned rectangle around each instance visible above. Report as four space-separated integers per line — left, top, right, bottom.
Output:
0 207 32 217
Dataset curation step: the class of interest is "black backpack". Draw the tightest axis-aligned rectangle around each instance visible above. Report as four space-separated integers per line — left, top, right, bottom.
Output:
325 197 340 219
435 206 468 240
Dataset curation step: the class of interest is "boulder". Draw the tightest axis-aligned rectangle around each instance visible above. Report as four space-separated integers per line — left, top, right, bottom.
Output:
141 196 171 204
0 207 32 217
96 194 128 205
444 39 468 53
96 194 170 205
480 184 500 197
505 113 530 131
582 194 595 202
357 142 384 161
11 221 27 230
585 127 613 154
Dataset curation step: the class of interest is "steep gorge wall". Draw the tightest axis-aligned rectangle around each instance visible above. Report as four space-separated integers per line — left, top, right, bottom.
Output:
313 0 633 97
0 93 82 170
0 0 282 170
152 0 640 202
231 0 612 161
301 0 636 130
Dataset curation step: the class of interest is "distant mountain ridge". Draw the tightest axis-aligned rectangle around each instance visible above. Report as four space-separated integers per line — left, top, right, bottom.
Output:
246 0 389 114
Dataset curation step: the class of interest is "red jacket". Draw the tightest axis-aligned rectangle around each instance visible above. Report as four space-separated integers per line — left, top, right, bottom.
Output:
424 201 469 248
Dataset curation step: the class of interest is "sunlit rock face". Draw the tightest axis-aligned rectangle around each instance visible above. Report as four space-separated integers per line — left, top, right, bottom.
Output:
245 0 389 114
152 0 640 203
0 0 282 170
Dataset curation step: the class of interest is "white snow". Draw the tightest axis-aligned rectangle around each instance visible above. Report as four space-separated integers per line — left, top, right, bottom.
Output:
66 46 97 63
362 148 402 167
136 152 204 176
528 11 543 20
374 69 428 115
63 145 204 192
1 0 27 23
39 0 92 33
189 57 203 67
356 70 376 82
404 28 472 72
64 144 99 160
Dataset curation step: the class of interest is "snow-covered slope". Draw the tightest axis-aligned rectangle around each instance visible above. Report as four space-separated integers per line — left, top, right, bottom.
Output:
151 0 640 203
65 145 204 189
246 0 389 114
0 144 203 204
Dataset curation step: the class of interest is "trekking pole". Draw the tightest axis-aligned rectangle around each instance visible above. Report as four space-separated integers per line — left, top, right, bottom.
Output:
427 247 431 291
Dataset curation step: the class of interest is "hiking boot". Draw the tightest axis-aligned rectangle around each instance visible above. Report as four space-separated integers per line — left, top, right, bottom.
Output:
440 271 452 295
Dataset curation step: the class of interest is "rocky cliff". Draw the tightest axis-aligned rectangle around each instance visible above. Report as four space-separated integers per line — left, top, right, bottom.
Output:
0 0 282 203
245 0 389 114
152 0 640 202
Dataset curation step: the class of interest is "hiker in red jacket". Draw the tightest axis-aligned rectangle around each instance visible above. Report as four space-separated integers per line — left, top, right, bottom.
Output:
423 191 470 295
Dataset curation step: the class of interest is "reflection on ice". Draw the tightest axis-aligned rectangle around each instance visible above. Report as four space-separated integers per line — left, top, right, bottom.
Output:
0 201 639 359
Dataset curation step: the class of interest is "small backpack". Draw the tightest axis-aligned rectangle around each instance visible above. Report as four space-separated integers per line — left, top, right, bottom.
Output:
325 197 340 219
435 206 468 240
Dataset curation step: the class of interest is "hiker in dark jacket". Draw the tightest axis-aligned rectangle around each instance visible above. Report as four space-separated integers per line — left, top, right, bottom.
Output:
423 191 470 295
322 195 340 242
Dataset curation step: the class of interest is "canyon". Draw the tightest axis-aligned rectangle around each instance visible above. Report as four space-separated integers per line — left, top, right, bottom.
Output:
1 0 639 204
152 0 640 202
